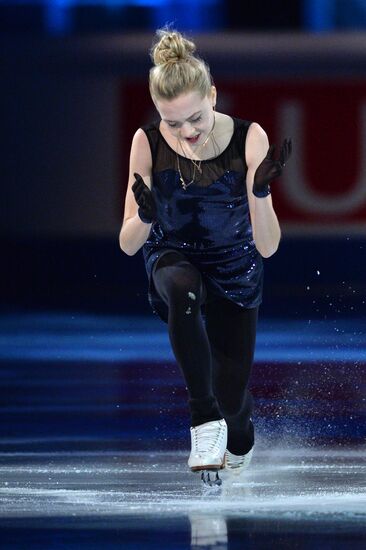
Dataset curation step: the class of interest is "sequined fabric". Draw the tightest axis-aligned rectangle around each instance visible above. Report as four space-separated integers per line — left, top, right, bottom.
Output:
141 118 263 323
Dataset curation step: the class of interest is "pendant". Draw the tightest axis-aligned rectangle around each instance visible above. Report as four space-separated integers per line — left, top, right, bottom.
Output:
180 175 193 191
180 176 188 191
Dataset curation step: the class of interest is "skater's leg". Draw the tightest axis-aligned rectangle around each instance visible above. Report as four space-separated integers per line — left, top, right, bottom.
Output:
205 297 258 455
152 251 222 426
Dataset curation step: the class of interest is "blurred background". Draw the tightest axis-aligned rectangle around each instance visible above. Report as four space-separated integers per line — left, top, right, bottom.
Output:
1 0 366 318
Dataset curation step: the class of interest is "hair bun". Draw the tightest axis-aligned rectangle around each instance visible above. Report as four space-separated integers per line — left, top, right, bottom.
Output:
152 29 196 66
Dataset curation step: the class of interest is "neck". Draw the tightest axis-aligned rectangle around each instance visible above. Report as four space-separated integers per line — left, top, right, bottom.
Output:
196 112 216 148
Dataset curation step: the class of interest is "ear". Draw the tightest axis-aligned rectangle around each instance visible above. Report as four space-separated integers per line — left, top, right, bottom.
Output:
210 85 217 108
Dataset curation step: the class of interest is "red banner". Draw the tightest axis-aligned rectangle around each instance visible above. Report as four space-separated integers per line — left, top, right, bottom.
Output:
121 79 366 234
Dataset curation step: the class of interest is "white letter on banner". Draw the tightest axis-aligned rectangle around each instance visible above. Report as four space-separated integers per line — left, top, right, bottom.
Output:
280 101 366 214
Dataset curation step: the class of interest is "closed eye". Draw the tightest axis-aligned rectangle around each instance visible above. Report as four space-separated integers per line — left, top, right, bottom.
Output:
166 114 202 128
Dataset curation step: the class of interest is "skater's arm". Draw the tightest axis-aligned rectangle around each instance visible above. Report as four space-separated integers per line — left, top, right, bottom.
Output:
245 123 282 259
119 129 153 256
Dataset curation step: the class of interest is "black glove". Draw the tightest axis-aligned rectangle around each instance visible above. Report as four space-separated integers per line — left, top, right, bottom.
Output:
131 173 157 224
253 138 292 198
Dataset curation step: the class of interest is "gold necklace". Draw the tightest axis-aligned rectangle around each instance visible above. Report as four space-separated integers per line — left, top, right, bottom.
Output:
176 152 199 191
176 115 216 191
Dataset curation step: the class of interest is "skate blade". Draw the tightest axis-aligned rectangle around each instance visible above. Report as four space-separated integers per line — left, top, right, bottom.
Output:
190 463 224 472
200 470 222 487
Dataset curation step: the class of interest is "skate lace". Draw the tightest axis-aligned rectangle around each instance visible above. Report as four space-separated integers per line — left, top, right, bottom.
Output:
192 421 226 454
226 448 252 469
226 452 245 468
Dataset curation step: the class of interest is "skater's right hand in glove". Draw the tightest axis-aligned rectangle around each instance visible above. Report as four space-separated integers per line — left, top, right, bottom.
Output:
132 172 157 224
253 138 292 198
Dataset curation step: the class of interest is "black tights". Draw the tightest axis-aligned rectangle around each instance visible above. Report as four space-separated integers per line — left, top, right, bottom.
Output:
152 250 258 455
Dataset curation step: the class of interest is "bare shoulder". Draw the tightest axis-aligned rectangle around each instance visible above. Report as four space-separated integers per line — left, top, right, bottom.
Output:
123 128 153 224
131 128 151 158
245 122 269 165
129 127 153 179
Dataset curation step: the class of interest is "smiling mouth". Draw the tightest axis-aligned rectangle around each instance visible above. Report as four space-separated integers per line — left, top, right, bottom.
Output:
186 134 200 144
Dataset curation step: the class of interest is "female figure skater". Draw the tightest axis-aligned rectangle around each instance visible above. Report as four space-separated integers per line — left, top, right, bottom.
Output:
119 29 291 480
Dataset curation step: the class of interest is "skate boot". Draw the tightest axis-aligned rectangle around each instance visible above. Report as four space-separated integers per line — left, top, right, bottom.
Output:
188 419 227 486
224 447 253 475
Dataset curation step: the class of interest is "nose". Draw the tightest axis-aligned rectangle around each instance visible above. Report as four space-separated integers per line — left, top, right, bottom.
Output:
179 121 196 138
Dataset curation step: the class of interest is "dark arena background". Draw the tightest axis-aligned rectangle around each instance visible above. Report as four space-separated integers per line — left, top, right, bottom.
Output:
0 1 365 548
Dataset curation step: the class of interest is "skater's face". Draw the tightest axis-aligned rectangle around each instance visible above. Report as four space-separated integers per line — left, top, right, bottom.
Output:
155 88 216 147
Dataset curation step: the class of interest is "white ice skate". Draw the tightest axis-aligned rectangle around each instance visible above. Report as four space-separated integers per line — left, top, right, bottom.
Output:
224 447 253 475
188 419 227 486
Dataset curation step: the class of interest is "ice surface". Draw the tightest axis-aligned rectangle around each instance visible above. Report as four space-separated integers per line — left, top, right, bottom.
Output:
0 447 365 526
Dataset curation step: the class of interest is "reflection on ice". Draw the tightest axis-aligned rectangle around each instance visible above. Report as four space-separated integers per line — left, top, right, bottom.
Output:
190 514 228 549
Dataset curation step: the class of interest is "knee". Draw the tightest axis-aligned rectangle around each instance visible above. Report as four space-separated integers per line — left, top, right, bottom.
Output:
153 256 206 314
168 271 205 315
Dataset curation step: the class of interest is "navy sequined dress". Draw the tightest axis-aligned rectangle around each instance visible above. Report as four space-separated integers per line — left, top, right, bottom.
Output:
141 117 263 323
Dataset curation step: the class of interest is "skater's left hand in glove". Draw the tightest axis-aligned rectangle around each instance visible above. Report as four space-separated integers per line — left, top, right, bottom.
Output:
132 172 157 224
252 138 292 198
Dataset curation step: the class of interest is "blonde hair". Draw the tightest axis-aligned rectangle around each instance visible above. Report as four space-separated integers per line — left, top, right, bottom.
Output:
149 29 212 101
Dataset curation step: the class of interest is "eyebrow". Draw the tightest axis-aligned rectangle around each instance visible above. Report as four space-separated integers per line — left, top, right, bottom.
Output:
164 111 201 123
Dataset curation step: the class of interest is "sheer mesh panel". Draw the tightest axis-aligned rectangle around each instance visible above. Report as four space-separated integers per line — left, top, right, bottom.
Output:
144 118 251 188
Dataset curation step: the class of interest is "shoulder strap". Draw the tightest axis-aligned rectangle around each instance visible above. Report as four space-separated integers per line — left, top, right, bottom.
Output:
232 117 252 156
141 121 160 164
233 117 252 134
